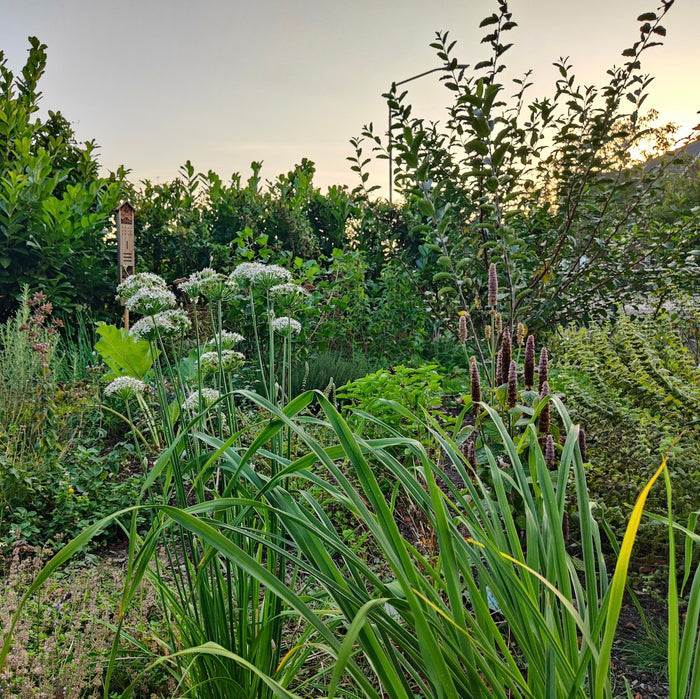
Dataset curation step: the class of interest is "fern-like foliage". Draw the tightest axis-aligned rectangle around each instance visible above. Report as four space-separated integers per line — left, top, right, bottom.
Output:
551 311 700 556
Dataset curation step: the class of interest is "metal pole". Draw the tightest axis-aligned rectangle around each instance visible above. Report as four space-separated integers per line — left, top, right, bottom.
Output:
388 84 394 205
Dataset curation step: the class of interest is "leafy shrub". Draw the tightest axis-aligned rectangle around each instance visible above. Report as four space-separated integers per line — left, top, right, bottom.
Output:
0 291 145 546
0 39 124 321
336 363 445 428
352 1 700 337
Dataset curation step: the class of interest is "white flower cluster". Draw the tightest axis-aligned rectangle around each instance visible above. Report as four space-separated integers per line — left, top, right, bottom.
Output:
199 350 245 373
182 388 221 413
228 262 292 289
269 282 309 308
130 309 192 341
103 376 148 398
207 330 245 349
271 316 302 336
117 273 167 303
178 268 229 302
125 286 176 315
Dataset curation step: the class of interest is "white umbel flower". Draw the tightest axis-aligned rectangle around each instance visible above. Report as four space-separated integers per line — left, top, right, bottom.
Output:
104 376 148 398
228 262 292 290
271 316 301 336
182 388 221 413
117 273 167 302
178 268 229 302
269 282 309 310
207 330 245 349
125 286 176 315
129 309 192 340
199 350 245 373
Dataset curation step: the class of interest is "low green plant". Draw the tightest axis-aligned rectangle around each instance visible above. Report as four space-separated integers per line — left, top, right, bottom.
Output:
290 350 374 397
336 363 446 440
0 543 173 697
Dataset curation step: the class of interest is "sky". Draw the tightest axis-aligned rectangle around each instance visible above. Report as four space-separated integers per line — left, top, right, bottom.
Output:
1 0 698 196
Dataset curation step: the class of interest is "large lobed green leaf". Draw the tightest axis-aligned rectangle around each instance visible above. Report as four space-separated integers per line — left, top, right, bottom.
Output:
94 322 157 380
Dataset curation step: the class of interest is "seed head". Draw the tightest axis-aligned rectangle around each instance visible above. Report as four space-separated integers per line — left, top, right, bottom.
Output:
538 347 549 393
485 325 492 342
524 335 535 390
507 360 518 408
488 263 498 308
470 356 482 413
544 434 556 467
517 322 527 347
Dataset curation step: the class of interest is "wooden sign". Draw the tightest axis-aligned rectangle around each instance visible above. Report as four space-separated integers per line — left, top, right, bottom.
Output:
116 201 135 284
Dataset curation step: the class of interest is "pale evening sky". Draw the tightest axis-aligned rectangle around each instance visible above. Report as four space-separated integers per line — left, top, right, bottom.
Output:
1 0 698 196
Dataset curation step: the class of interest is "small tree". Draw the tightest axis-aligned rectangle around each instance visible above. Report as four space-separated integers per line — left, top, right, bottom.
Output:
352 0 699 335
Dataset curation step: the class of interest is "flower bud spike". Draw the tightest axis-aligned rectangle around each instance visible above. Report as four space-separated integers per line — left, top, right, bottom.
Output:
538 347 549 393
501 327 512 373
538 380 551 436
459 313 468 342
544 434 556 467
488 263 498 308
465 439 477 469
496 348 505 386
524 335 535 390
578 426 587 463
470 356 482 414
507 360 518 408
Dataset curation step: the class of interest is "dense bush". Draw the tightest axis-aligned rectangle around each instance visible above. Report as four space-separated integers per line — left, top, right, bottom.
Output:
0 292 143 546
0 38 125 321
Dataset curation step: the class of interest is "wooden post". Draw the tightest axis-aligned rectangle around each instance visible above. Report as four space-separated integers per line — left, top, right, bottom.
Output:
116 201 135 329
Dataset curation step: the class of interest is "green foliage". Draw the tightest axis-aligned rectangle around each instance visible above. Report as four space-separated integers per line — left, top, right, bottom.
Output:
0 290 60 532
551 311 700 543
353 1 699 336
0 547 173 696
132 159 358 282
0 292 146 546
94 322 156 380
290 351 375 396
0 38 125 321
7 385 689 698
336 363 445 425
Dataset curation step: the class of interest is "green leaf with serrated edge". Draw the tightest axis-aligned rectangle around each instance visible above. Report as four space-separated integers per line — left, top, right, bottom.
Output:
95 322 157 380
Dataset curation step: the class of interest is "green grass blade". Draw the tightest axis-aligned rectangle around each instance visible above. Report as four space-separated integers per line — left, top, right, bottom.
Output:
595 456 667 699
